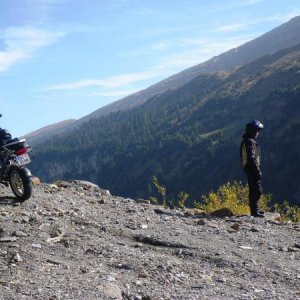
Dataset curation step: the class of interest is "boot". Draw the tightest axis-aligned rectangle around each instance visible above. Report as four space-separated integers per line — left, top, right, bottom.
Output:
251 211 265 218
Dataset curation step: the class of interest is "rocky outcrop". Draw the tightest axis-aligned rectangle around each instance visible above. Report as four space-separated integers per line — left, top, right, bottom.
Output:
0 182 299 299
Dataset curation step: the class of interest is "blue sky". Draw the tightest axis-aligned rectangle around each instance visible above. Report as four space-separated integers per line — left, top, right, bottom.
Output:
0 0 300 137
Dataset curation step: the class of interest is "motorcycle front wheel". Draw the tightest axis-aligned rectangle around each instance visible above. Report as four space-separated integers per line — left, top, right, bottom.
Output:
9 166 33 201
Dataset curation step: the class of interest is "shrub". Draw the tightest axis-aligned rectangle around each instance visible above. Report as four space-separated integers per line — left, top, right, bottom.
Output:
149 178 299 222
274 201 300 222
195 181 272 215
151 176 167 208
151 176 189 208
177 191 189 208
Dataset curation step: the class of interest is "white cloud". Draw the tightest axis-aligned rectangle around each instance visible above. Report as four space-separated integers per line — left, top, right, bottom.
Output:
215 23 247 33
0 27 65 72
44 69 161 91
153 36 255 71
88 89 140 97
213 10 300 34
179 38 211 46
242 0 264 6
277 10 300 22
44 34 252 95
0 51 26 72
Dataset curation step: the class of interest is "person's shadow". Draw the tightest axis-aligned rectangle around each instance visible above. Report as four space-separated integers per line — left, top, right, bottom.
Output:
0 196 19 206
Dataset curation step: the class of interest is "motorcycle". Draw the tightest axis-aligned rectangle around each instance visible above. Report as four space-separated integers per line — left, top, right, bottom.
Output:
0 116 33 201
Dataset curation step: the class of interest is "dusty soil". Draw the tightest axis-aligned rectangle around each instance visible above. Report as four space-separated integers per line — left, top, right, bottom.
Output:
0 181 299 300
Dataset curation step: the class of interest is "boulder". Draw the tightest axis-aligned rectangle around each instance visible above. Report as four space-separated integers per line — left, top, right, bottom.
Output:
31 177 41 186
210 207 233 218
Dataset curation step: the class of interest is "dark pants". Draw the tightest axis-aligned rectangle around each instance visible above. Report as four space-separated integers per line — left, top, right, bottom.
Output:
246 173 262 215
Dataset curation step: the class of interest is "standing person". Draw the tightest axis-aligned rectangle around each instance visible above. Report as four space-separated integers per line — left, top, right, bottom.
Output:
240 120 264 217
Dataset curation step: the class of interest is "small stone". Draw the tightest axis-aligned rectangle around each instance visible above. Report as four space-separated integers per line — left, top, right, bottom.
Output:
29 215 40 224
138 270 149 278
141 224 148 229
106 276 116 282
56 181 72 188
153 208 167 215
196 219 206 225
287 247 300 252
136 199 151 205
208 223 219 229
100 189 111 196
32 177 41 186
184 208 207 217
50 226 64 238
126 208 137 213
1 211 10 217
251 227 260 232
230 223 240 231
12 231 28 237
216 276 226 283
80 267 89 273
21 217 30 223
98 199 105 204
49 184 58 189
46 258 65 265
31 243 42 249
239 246 253 250
12 253 22 263
0 237 17 243
97 283 122 300
294 243 300 249
279 246 288 252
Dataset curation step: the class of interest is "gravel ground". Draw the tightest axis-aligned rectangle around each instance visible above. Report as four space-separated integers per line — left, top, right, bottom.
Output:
0 181 299 300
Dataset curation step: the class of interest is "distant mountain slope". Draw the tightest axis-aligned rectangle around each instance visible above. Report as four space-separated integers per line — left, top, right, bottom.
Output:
75 16 300 125
25 16 300 138
22 119 76 146
31 44 300 205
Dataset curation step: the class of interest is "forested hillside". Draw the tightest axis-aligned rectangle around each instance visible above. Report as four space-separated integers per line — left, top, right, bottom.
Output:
31 44 300 205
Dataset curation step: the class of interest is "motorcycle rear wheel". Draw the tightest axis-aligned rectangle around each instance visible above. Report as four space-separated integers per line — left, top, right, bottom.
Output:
9 166 32 201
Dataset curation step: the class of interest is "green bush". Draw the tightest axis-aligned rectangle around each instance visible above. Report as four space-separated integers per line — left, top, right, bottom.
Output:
150 176 189 208
274 201 300 222
150 178 299 222
195 181 272 215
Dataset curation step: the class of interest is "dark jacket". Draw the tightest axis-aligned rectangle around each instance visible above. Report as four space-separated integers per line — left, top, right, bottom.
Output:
0 128 12 146
240 133 262 179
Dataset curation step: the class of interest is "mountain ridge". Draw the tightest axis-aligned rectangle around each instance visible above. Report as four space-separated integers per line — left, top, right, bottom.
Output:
75 16 300 124
22 119 76 145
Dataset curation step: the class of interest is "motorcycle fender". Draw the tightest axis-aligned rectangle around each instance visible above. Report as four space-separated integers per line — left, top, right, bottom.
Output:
6 166 32 177
21 167 33 178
